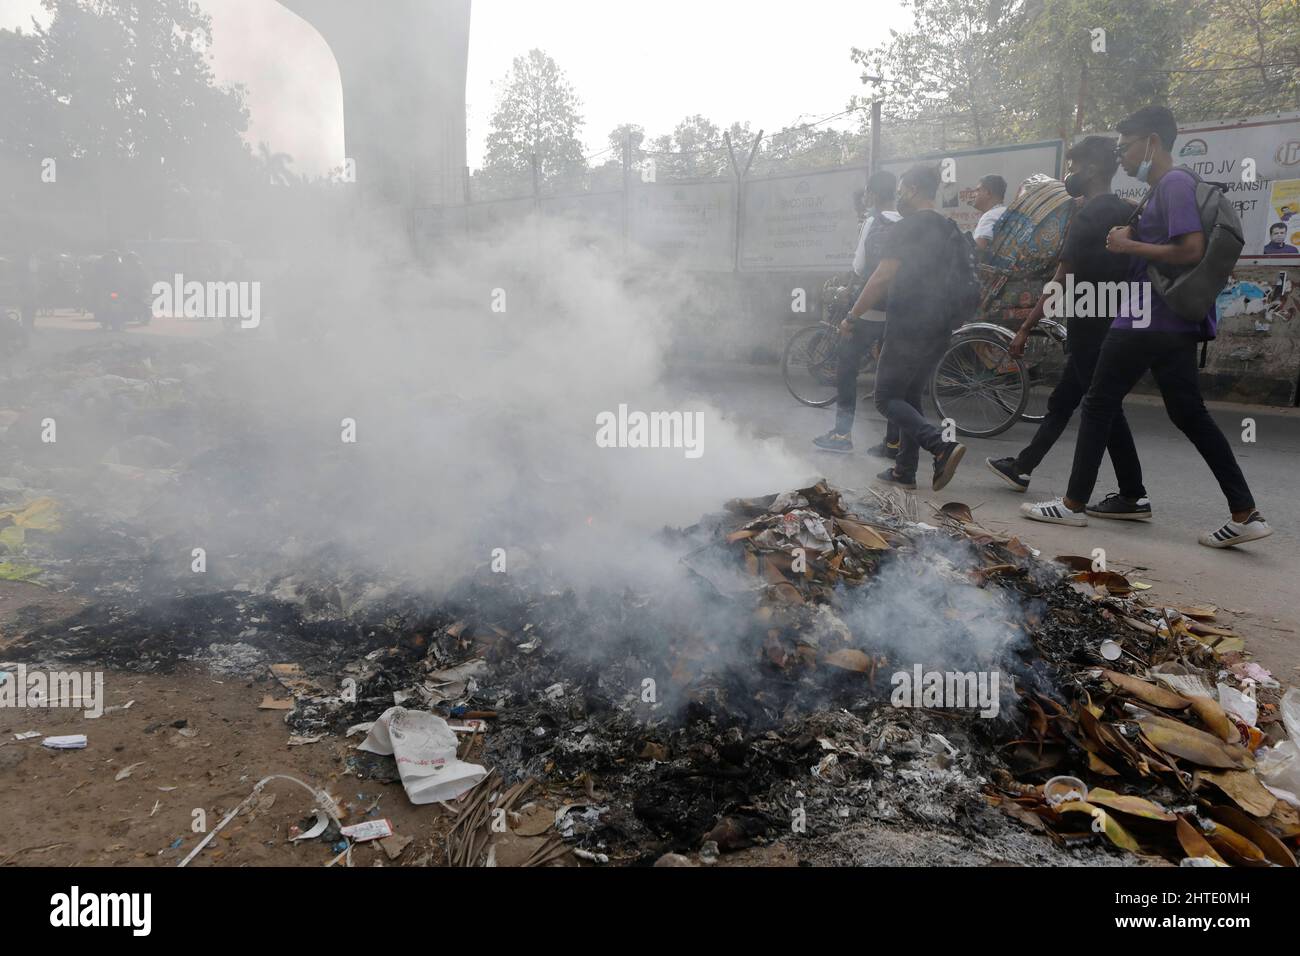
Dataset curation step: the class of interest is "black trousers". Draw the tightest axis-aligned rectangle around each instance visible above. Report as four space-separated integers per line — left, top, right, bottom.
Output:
1016 322 1146 500
1067 330 1255 513
874 336 950 479
835 320 898 444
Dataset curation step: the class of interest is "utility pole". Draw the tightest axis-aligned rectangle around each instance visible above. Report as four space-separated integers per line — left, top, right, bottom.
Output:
1074 62 1089 136
622 133 633 260
871 100 883 175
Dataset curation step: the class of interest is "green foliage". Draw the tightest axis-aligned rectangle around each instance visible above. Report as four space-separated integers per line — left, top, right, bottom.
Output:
0 0 253 188
851 0 1296 154
1172 0 1300 118
481 49 586 197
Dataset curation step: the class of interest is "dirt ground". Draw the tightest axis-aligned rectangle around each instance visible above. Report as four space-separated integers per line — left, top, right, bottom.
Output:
0 581 812 868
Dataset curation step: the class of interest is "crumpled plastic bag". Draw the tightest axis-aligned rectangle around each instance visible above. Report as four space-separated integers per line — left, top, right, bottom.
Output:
358 707 486 804
1256 688 1300 808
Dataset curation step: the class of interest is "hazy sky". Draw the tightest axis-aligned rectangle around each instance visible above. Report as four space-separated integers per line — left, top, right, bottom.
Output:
1 0 910 174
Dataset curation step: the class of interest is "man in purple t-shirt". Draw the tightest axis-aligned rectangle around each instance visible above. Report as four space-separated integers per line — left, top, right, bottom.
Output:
1022 106 1271 550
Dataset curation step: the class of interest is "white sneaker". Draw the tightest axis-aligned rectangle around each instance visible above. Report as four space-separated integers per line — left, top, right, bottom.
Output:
1199 512 1273 549
1021 498 1088 527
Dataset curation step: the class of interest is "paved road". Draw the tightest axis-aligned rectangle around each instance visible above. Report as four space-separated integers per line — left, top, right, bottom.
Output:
675 364 1300 682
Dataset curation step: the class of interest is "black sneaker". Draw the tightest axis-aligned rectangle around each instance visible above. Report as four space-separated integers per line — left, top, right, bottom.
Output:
1086 493 1153 522
932 442 966 492
986 457 1030 493
813 431 854 454
866 441 901 461
875 467 917 490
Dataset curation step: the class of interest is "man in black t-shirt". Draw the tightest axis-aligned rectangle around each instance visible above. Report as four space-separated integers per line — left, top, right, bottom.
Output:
847 164 967 492
986 136 1148 516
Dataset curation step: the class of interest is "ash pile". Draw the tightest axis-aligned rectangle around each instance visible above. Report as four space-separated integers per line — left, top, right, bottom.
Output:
11 471 1298 867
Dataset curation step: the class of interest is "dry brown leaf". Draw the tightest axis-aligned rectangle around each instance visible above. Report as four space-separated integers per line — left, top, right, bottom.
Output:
1205 822 1267 867
1176 816 1227 865
940 503 975 524
835 518 891 550
1086 789 1177 822
1054 555 1094 572
1187 695 1238 743
1102 670 1191 711
824 649 871 673
1207 805 1297 867
1195 769 1277 817
1140 719 1253 770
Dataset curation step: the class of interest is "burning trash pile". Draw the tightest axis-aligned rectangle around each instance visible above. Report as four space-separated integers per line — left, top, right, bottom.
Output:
9 468 1298 867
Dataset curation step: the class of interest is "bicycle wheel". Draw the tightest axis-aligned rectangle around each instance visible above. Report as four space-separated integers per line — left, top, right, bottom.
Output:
932 333 1029 439
1019 325 1067 423
783 324 841 408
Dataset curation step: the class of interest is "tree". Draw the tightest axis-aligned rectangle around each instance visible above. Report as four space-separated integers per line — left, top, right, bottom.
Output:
19 0 253 184
1009 0 1189 140
1172 0 1300 119
645 114 730 180
257 142 297 187
852 0 1196 152
852 0 1020 149
481 49 586 197
0 0 258 244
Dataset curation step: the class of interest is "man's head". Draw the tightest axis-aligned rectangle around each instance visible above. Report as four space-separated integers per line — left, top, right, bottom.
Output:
1116 105 1178 181
897 165 940 216
865 170 898 210
1066 136 1120 194
972 175 1007 213
1270 223 1289 243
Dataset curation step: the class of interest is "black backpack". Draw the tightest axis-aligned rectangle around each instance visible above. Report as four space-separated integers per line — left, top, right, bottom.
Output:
943 218 982 329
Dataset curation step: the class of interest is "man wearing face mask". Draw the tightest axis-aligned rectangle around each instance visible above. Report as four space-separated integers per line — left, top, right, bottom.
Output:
986 136 1147 512
846 164 968 492
1022 106 1271 550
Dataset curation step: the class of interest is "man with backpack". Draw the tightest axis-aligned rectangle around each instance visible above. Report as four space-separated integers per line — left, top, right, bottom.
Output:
987 136 1148 513
1022 106 1271 549
814 170 902 457
845 164 971 492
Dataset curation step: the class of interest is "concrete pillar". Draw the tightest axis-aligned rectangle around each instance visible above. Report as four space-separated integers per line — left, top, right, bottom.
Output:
276 0 471 208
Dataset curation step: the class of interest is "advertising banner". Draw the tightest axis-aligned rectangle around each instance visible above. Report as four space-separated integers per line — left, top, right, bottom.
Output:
629 180 736 272
739 166 868 273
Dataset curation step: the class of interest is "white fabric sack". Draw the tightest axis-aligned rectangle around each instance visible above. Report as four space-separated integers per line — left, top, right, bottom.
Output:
358 707 487 804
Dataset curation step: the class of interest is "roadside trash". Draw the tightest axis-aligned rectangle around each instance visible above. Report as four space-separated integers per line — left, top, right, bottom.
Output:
1217 683 1258 727
291 811 331 843
1043 776 1087 806
181 774 345 868
1256 689 1300 808
42 735 87 749
379 834 412 861
357 708 487 804
340 819 393 843
114 762 144 781
13 731 40 740
1099 640 1122 662
259 696 294 711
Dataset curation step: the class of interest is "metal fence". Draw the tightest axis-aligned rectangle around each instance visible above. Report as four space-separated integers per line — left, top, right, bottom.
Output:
412 139 1067 273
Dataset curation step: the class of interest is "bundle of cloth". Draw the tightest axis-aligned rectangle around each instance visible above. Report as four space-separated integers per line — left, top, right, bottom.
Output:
978 175 1077 328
